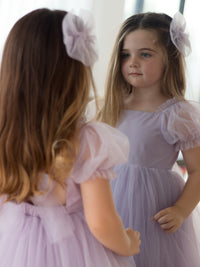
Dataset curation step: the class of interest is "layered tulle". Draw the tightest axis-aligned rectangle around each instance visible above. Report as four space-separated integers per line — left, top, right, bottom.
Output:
112 165 200 267
160 99 200 151
111 98 200 267
71 122 129 183
0 202 134 267
0 122 135 267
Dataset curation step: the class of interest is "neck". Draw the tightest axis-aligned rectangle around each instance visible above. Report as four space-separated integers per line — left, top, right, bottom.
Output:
124 87 171 112
133 85 162 100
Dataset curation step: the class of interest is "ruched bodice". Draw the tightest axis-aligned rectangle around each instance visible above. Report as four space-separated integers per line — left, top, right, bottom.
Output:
120 110 178 169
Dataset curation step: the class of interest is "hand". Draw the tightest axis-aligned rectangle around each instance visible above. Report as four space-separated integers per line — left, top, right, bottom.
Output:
125 228 141 255
153 205 185 233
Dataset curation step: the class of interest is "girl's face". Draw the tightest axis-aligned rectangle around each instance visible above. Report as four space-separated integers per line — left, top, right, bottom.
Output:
121 29 165 92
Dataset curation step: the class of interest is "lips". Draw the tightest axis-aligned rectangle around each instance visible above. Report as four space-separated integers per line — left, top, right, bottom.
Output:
129 72 142 76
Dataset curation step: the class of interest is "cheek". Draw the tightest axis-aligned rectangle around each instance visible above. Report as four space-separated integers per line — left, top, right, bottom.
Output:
121 62 128 77
146 61 164 76
155 62 165 77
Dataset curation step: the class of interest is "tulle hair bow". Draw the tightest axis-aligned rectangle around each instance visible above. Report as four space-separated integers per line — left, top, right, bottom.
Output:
170 11 191 56
62 9 98 66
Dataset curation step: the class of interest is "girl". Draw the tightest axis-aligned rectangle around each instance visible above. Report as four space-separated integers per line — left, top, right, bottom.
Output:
98 12 200 267
0 9 141 267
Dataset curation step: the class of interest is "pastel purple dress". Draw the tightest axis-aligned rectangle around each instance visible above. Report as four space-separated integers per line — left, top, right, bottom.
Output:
111 98 200 267
0 122 136 267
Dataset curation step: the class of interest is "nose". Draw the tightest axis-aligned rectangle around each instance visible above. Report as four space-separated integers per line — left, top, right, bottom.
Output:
129 55 138 67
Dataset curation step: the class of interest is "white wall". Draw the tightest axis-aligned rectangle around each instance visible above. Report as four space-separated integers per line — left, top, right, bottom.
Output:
92 0 125 96
0 0 127 97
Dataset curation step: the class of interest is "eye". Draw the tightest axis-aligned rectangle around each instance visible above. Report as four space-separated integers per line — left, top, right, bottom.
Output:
141 52 151 58
121 53 130 59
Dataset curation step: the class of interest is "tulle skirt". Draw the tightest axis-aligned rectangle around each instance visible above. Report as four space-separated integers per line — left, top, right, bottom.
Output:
0 201 135 267
111 164 200 267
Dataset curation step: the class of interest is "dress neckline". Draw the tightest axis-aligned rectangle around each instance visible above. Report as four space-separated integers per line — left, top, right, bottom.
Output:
124 97 183 114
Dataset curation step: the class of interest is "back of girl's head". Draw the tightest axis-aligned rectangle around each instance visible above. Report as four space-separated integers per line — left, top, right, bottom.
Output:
0 8 95 202
99 12 186 126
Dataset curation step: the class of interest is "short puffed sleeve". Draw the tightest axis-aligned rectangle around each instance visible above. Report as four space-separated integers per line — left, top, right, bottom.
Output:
161 100 200 151
70 122 129 183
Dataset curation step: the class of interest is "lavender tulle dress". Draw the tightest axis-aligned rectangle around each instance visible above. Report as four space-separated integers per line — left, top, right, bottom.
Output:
0 122 136 267
111 98 200 267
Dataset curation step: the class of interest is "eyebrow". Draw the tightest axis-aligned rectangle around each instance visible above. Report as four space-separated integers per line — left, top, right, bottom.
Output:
121 48 157 53
139 48 157 52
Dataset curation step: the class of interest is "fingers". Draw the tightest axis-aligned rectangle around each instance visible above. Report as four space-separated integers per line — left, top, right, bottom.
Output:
153 207 183 233
156 215 173 224
126 228 141 254
163 226 177 234
126 228 140 237
126 228 141 244
155 216 175 233
159 220 175 231
134 230 140 239
153 208 168 221
153 209 173 226
134 231 141 246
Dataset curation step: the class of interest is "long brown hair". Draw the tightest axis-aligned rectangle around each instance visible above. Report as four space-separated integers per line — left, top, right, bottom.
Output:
98 12 186 126
0 9 95 202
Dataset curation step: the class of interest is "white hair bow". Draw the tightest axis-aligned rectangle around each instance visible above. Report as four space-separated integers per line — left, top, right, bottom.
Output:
170 12 191 56
62 9 98 66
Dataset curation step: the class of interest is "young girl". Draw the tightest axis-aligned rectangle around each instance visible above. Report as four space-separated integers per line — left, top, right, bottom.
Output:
98 12 200 267
0 8 141 267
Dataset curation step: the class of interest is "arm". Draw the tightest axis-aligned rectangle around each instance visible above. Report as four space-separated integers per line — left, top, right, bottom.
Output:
80 177 141 256
154 146 200 233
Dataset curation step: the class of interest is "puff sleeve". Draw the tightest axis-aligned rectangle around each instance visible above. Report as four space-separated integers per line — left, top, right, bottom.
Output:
161 100 200 151
70 122 129 183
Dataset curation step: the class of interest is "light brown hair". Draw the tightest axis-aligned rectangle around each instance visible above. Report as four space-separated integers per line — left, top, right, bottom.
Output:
0 9 95 202
98 12 186 126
